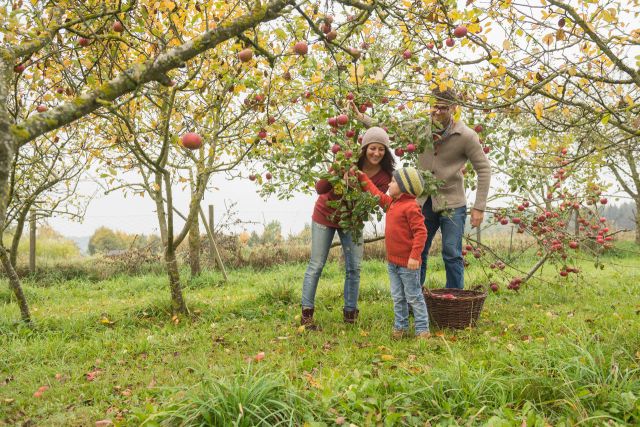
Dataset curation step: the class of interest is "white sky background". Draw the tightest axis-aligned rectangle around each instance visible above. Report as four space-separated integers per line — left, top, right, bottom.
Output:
47 169 320 238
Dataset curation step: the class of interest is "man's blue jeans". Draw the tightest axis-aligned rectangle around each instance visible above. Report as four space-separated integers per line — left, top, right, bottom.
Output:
420 197 467 289
388 263 429 334
301 221 363 311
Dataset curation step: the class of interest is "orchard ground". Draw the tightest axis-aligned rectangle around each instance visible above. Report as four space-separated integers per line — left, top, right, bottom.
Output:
1 242 639 426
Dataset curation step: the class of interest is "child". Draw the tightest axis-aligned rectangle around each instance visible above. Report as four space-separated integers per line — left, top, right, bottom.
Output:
359 165 431 339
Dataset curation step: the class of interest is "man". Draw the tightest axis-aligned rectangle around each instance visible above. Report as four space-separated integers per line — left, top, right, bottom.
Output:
350 87 491 289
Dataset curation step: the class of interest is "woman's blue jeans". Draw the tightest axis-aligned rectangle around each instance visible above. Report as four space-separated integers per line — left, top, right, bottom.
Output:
419 198 467 289
301 221 363 310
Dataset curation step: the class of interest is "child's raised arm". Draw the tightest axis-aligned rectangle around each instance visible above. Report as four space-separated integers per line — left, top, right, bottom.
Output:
357 171 392 210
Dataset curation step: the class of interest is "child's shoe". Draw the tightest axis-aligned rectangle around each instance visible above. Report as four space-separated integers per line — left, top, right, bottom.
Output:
416 331 432 340
391 329 408 340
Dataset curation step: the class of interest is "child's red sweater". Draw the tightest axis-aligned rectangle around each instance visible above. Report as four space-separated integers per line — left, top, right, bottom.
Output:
359 174 427 267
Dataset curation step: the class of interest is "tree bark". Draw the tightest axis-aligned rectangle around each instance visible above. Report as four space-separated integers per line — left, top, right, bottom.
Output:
165 247 188 315
0 245 30 323
635 198 640 246
188 215 201 277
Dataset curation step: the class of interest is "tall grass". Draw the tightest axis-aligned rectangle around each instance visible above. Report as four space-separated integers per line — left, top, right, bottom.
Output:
135 368 314 426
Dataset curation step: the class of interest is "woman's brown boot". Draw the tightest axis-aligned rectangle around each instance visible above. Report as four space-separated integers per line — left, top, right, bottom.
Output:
343 308 359 324
301 307 319 330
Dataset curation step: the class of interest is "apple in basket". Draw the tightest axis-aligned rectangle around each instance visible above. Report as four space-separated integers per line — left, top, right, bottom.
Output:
441 293 456 299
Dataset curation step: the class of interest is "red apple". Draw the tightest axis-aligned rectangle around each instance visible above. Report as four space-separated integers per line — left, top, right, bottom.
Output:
331 144 341 154
349 48 361 59
254 351 265 361
293 41 308 55
445 38 455 47
559 270 568 277
490 283 499 292
249 174 256 181
426 42 434 50
346 92 354 101
321 23 332 34
78 37 90 47
380 97 389 104
14 64 25 73
344 150 353 159
394 148 404 157
561 147 568 155
406 143 416 153
346 129 355 138
358 104 367 113
112 21 124 32
327 117 338 127
238 48 253 62
267 116 276 125
336 114 349 126
181 132 203 149
599 198 608 204
453 25 468 38
265 172 272 180
569 241 578 249
474 124 483 133
326 30 337 41
442 293 456 299
512 217 521 224
558 17 566 28
483 146 490 154
36 104 48 113
254 94 265 103
56 87 64 94
402 49 412 60
258 129 267 139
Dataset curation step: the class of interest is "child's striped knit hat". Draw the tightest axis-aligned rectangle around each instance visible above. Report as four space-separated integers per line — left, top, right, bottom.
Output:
393 167 424 197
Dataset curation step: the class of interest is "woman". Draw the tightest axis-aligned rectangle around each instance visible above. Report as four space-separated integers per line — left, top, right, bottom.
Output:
301 126 395 328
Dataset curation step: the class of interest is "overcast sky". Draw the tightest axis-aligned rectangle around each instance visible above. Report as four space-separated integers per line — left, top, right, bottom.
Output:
47 166 319 238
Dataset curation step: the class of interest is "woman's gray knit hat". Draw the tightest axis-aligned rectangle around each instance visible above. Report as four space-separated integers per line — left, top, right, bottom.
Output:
361 126 390 149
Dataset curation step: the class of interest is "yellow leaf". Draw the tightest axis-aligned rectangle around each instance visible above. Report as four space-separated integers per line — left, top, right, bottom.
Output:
534 102 544 119
542 33 554 46
529 136 538 150
381 354 394 361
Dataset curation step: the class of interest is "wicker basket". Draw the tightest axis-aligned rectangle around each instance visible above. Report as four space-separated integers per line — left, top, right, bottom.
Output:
423 287 487 329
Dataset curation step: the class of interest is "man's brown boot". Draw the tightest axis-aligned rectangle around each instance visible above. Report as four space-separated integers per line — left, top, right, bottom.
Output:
301 307 319 330
343 308 359 324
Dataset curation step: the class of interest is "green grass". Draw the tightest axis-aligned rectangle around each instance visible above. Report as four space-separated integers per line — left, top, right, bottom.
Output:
1 250 639 426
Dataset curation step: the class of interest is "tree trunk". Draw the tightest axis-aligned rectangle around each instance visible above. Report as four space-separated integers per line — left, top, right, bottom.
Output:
165 247 188 315
0 245 31 323
635 198 640 246
188 216 201 277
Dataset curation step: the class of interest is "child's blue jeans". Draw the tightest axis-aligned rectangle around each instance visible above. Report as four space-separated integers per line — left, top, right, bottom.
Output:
388 262 430 334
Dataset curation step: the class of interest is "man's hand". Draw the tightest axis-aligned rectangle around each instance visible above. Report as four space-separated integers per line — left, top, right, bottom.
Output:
407 258 420 270
470 208 484 228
